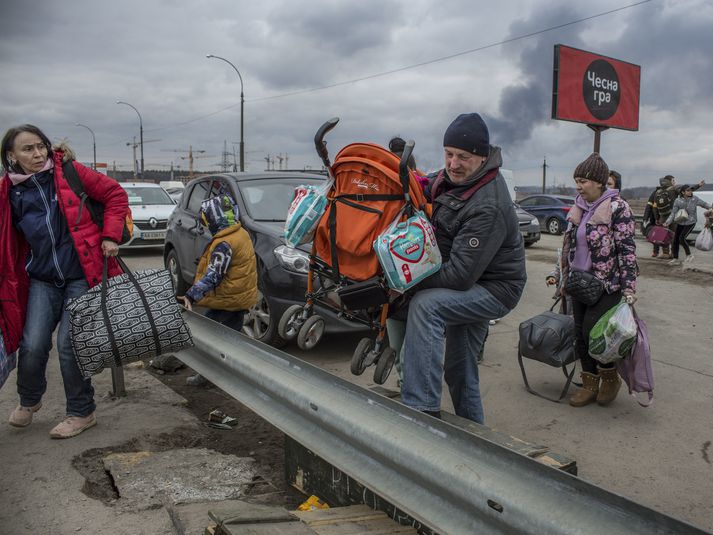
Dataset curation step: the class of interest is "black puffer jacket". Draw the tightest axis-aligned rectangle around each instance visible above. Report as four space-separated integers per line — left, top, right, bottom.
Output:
417 146 526 310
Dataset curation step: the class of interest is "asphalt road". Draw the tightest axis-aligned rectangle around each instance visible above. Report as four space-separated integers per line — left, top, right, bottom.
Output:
120 235 713 532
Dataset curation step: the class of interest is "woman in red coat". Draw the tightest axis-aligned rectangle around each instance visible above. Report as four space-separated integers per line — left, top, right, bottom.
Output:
0 124 128 439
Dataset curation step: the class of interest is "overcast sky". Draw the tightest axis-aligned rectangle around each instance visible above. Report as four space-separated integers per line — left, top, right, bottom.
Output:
2 0 711 188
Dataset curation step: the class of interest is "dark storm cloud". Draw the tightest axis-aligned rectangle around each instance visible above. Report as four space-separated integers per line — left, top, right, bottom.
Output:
485 0 713 150
613 1 713 110
485 4 601 149
245 0 405 90
269 1 402 55
1 0 711 185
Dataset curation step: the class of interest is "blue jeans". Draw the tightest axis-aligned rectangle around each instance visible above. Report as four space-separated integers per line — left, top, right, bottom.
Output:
400 285 509 424
205 309 246 332
17 278 95 417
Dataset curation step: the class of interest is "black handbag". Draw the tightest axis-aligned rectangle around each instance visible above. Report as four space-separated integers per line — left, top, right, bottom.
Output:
565 270 604 305
518 298 578 402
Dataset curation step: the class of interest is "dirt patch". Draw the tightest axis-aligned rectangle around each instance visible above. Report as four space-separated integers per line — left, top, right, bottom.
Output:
73 365 305 509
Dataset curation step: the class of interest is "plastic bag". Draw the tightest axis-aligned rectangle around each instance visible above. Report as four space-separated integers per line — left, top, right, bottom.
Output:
588 301 637 364
374 209 441 292
617 310 654 407
695 227 713 252
284 179 333 247
297 495 329 511
674 208 689 224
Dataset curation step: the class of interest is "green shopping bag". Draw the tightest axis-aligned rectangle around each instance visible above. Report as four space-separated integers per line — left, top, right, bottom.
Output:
589 300 637 364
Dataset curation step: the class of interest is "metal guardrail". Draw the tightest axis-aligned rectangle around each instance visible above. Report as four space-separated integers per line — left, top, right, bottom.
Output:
177 311 707 535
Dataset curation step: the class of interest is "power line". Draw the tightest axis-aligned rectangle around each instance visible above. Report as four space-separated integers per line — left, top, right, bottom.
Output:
251 0 653 103
144 0 651 133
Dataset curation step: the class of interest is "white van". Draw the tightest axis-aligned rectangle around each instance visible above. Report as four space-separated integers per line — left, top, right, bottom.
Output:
501 168 517 202
159 180 185 203
159 180 185 191
691 191 713 241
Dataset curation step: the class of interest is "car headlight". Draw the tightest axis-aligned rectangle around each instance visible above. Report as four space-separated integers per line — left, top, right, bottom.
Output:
531 218 539 226
274 245 310 274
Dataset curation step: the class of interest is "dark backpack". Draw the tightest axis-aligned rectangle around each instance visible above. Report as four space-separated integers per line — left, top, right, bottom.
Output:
62 161 133 244
654 187 674 217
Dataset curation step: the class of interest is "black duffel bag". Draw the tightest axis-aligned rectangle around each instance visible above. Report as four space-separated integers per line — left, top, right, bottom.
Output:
66 256 194 379
518 298 577 402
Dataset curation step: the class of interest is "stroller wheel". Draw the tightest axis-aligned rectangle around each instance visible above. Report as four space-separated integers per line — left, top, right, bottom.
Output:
373 347 397 385
278 304 304 341
296 315 325 350
350 337 373 376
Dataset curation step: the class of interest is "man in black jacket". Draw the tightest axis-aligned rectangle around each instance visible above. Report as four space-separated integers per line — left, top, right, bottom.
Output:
399 113 526 424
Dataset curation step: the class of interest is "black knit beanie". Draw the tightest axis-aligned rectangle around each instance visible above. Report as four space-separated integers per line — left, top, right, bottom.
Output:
573 153 609 185
660 175 674 187
388 136 406 154
443 113 490 156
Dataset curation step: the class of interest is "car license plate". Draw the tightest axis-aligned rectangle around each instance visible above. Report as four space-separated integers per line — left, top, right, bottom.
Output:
142 231 166 240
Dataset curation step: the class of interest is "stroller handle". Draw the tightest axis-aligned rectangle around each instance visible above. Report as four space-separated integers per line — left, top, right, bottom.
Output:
314 117 340 167
400 139 415 204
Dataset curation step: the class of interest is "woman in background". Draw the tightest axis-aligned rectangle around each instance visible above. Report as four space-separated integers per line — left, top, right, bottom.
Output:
664 184 711 265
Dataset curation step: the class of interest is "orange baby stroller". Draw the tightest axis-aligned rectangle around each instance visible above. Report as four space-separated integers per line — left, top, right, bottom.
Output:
277 117 430 384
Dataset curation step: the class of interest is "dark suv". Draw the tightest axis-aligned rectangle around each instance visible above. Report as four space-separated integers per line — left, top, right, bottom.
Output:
516 194 575 235
163 172 363 347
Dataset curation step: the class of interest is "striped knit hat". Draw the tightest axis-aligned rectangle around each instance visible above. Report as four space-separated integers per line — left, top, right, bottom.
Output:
573 153 609 185
200 194 238 235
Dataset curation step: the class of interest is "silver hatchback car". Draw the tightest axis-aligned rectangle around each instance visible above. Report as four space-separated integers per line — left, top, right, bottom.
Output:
516 205 541 247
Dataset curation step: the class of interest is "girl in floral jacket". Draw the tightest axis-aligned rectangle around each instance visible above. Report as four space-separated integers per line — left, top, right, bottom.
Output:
560 153 638 408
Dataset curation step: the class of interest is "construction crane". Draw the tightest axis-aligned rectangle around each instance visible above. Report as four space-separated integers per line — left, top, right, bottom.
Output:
162 146 211 179
126 137 161 179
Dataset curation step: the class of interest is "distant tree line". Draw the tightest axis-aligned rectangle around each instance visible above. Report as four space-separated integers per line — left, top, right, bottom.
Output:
516 184 712 200
105 169 200 183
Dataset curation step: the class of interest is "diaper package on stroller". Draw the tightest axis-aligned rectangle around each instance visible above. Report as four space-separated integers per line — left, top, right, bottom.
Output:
278 118 431 384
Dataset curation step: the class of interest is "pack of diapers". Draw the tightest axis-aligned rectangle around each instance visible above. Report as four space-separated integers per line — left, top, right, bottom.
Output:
284 180 332 247
374 210 441 292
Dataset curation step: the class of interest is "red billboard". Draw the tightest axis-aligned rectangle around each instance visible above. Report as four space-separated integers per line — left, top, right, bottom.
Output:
552 44 641 131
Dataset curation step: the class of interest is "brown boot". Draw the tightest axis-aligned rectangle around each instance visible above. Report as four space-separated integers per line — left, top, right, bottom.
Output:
597 366 621 406
569 372 600 407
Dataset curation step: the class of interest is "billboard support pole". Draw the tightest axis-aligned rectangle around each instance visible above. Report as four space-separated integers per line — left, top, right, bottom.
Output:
588 124 609 154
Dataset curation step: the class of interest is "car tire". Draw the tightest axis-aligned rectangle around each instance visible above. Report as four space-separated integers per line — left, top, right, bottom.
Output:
165 249 189 296
243 276 287 349
547 218 562 235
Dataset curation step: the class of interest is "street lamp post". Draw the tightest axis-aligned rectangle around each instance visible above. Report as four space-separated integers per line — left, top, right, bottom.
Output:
75 123 96 170
116 100 144 177
207 54 245 172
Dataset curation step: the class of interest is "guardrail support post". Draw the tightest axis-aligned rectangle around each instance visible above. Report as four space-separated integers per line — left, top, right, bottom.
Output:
111 366 126 397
